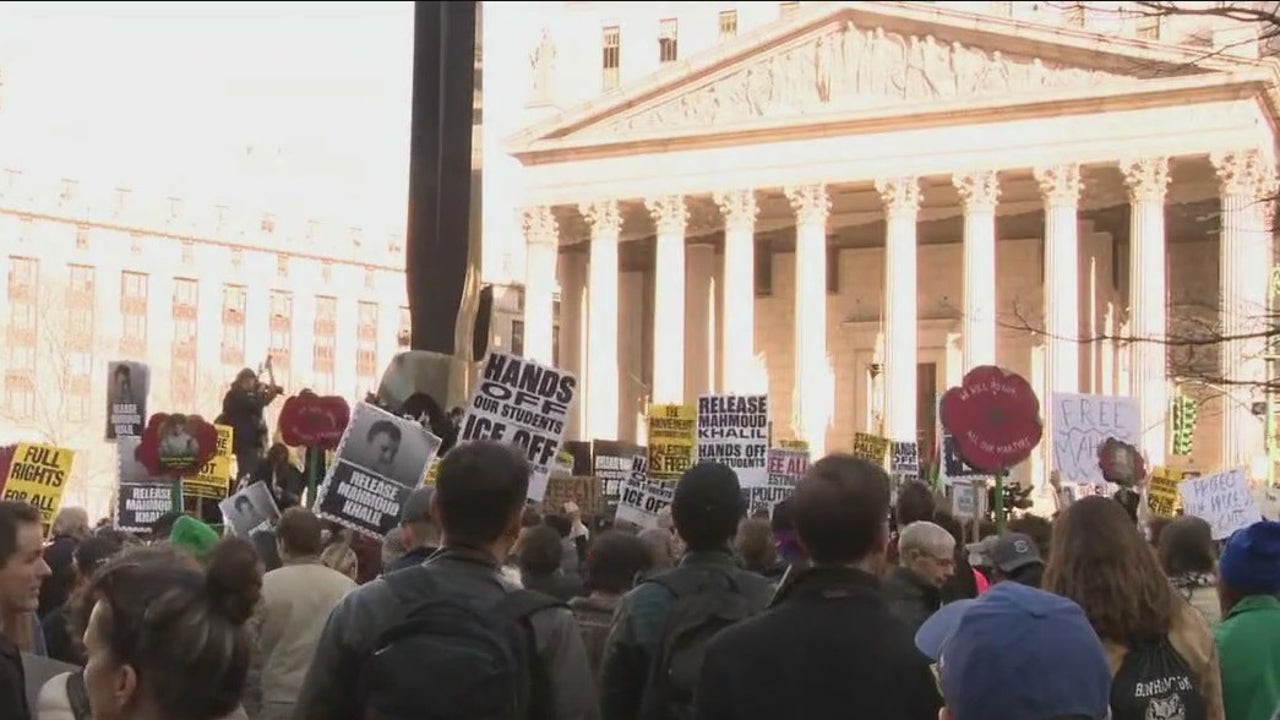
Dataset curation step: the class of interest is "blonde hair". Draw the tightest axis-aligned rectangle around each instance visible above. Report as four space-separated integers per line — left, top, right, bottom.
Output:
321 539 359 581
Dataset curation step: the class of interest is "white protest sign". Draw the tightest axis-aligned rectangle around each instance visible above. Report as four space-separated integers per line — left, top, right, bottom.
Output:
750 447 809 516
1178 468 1263 540
695 394 769 489
952 479 986 521
890 441 920 485
457 351 577 502
1051 393 1139 485
615 476 675 529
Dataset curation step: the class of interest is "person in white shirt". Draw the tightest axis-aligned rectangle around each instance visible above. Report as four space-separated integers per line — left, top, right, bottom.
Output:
250 507 356 720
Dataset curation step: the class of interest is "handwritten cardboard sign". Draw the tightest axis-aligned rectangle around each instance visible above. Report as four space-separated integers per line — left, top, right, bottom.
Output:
1051 393 1139 485
1178 468 1262 540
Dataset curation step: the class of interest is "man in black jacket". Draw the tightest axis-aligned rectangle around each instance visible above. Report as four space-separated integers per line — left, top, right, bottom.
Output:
694 455 942 720
219 368 283 479
0 501 52 720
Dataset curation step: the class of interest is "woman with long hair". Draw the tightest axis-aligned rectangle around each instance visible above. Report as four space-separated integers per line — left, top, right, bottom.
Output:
1043 496 1224 720
1158 515 1221 626
73 537 262 720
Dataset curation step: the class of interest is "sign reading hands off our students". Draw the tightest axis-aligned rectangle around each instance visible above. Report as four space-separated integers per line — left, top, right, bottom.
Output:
2 443 75 524
1050 393 1139 485
457 351 577 502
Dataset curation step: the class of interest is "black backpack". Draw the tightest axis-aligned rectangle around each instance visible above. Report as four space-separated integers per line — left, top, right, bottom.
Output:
359 566 563 720
638 566 774 720
1110 637 1207 720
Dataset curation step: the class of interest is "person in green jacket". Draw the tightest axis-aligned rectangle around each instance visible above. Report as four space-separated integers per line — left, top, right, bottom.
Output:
1215 520 1280 720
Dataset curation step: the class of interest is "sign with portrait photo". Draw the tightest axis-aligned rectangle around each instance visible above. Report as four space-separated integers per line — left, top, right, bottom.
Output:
115 437 173 533
314 402 442 539
218 480 282 537
105 361 150 440
456 351 578 503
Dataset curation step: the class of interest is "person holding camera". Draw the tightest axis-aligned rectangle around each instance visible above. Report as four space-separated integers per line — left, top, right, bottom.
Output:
218 367 284 480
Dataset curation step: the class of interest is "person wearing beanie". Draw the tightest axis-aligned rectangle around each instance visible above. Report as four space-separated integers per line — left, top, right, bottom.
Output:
600 462 774 720
1215 520 1280 720
168 515 220 563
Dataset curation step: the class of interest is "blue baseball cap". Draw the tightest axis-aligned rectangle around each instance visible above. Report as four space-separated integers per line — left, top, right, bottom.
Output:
915 582 1111 720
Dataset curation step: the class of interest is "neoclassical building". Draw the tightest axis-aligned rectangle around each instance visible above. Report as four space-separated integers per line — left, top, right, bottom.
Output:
483 1 1280 485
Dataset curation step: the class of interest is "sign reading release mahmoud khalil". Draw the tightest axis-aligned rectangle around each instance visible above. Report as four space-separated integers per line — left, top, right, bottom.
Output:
695 394 769 490
315 401 441 539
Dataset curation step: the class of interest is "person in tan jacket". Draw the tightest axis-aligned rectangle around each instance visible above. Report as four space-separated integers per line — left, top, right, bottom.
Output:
250 507 356 720
1044 497 1224 720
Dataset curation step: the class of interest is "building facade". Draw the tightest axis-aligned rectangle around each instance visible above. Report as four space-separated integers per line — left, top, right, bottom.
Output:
483 1 1280 487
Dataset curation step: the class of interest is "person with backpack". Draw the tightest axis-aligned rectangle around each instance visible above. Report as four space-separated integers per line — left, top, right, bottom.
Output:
293 440 599 720
600 462 773 720
1043 496 1224 720
694 455 942 720
569 531 653 683
1214 520 1280 720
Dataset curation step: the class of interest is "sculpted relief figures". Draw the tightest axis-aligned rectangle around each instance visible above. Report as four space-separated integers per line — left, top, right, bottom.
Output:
591 19 1126 136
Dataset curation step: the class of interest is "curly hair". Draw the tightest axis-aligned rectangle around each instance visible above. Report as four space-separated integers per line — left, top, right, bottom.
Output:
1043 496 1174 645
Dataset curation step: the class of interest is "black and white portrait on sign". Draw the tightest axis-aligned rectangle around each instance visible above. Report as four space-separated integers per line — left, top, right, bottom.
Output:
218 481 280 537
314 402 442 539
105 361 149 440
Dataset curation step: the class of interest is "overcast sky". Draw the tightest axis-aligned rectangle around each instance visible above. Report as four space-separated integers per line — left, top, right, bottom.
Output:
0 1 414 226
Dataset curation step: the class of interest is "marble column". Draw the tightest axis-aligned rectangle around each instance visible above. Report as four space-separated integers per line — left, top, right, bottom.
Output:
1212 149 1275 470
520 205 559 365
1034 164 1083 396
954 170 1000 372
1121 157 1170 465
785 183 830 455
876 177 922 443
579 200 622 440
646 195 688 403
685 242 716 398
714 189 759 394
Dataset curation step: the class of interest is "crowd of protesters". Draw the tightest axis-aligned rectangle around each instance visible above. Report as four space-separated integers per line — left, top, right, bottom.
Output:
0 437 1278 720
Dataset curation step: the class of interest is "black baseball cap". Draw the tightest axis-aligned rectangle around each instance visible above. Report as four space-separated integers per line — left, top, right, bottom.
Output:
673 462 745 519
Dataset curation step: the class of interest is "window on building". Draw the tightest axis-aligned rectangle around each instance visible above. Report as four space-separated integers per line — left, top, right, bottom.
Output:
171 356 196 409
181 240 194 264
718 10 738 40
779 1 801 15
364 268 377 291
269 290 293 391
356 301 379 388
602 25 621 91
321 262 333 283
4 374 34 419
1135 14 1162 40
65 264 96 418
398 306 411 348
65 364 91 422
276 254 289 278
5 257 38 419
9 256 37 296
658 18 679 64
120 271 148 356
75 225 89 250
313 296 337 394
68 264 94 298
172 278 198 362
222 284 247 369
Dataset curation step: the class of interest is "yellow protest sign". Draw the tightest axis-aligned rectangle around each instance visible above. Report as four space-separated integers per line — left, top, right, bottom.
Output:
852 432 889 467
780 439 809 451
647 404 696 481
1148 466 1184 517
2 443 75 525
183 424 233 500
423 458 439 486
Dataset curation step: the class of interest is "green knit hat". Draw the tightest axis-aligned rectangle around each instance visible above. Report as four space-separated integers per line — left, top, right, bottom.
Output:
169 515 220 562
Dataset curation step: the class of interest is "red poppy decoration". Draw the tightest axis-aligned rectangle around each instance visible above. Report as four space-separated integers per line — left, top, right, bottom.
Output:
278 391 351 450
0 444 15 495
134 413 219 479
1098 437 1146 488
938 365 1044 474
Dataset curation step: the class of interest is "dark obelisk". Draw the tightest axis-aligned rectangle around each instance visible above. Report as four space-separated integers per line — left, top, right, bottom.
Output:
381 1 479 413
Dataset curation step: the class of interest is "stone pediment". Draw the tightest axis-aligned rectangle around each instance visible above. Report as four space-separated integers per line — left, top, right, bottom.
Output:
509 3 1243 153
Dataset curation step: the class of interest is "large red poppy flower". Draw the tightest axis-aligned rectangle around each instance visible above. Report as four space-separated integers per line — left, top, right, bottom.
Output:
134 413 218 479
938 365 1043 474
1098 437 1146 488
278 391 350 450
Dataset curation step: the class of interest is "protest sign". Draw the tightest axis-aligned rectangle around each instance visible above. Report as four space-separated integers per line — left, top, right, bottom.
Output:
219 481 282 537
750 447 809 516
890 441 920 484
593 439 638 500
647 404 696 480
1051 393 1139 485
184 424 233 501
696 394 769 488
457 351 577 502
1178 468 1263 540
939 366 1043 473
115 481 174 533
940 434 982 482
1147 466 1183 518
550 449 574 478
631 448 649 480
105 361 149 440
315 402 441 538
952 479 986 522
543 476 602 516
615 476 675 529
852 432 889 467
2 443 75 524
135 413 218 478
779 439 809 451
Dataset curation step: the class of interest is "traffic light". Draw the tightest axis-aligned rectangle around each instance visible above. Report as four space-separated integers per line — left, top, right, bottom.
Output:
1170 391 1197 456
